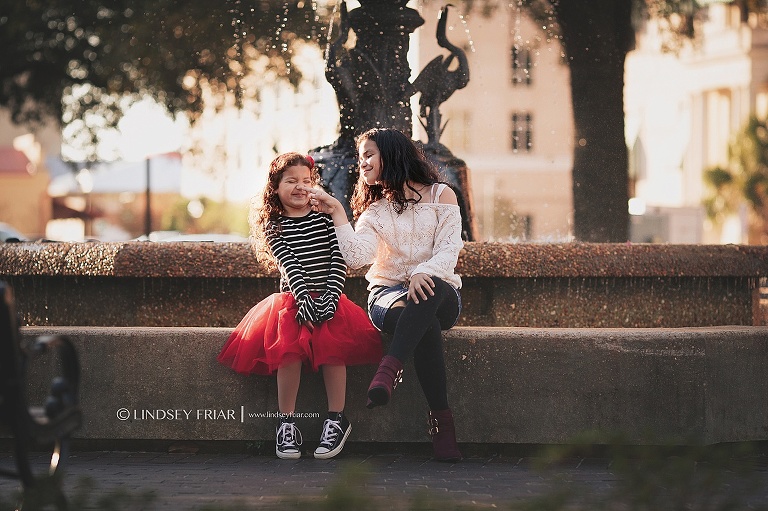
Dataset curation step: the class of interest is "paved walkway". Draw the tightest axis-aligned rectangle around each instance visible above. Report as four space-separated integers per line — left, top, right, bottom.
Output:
2 446 768 510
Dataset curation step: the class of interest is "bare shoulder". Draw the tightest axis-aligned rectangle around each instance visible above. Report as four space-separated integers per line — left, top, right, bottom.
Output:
438 185 458 206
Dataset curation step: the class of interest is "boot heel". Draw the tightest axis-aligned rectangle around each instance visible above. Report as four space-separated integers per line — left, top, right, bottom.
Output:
366 356 403 409
366 387 389 408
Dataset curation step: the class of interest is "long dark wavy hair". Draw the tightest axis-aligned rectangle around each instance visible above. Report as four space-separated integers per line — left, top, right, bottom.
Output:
350 128 440 218
249 152 317 267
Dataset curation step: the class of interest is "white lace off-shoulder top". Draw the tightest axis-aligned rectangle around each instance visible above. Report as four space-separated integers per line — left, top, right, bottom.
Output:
335 183 463 290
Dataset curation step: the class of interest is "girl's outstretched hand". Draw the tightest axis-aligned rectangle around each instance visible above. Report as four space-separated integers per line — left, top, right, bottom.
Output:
301 186 349 225
300 186 331 212
408 273 435 304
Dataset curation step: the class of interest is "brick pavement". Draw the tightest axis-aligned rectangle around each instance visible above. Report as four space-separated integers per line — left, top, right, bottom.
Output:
2 446 768 510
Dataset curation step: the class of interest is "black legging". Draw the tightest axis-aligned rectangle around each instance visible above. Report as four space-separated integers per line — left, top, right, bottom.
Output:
380 277 460 411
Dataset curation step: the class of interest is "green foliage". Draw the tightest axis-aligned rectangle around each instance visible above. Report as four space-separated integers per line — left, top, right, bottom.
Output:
704 166 734 189
161 197 249 236
0 1 328 129
0 475 156 511
703 166 738 222
704 116 768 230
745 171 768 208
4 0 767 242
732 117 768 210
526 439 768 511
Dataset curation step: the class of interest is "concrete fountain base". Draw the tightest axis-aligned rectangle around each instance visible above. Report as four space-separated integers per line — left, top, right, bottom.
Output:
20 325 768 447
2 241 767 447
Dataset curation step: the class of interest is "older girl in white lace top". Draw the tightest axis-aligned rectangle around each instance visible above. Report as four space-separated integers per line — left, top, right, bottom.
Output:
305 127 464 462
335 182 463 290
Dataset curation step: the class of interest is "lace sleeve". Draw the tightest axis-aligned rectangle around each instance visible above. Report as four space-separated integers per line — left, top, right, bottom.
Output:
412 205 463 279
334 209 380 269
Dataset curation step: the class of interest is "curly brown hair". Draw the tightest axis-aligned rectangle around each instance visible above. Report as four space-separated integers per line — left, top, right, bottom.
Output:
249 152 318 267
350 128 439 218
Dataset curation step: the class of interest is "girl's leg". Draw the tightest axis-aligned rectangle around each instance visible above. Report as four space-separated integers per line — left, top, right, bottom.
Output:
412 318 449 411
367 278 458 408
411 283 458 410
378 279 462 460
381 311 449 408
321 364 347 412
276 360 302 414
275 360 303 459
409 291 462 462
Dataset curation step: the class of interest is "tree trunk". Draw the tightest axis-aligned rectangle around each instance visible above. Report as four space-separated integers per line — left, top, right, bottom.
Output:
554 0 633 242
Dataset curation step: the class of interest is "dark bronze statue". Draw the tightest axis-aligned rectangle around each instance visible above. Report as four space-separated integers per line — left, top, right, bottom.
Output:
311 1 477 240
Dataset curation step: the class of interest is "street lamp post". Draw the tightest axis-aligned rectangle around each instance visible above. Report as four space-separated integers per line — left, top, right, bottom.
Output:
145 157 151 237
76 167 94 239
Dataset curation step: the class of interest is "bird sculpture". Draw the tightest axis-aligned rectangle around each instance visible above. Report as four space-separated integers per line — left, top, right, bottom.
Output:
411 4 470 148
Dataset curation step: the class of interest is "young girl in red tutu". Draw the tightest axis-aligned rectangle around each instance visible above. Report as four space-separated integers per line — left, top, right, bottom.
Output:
217 152 381 460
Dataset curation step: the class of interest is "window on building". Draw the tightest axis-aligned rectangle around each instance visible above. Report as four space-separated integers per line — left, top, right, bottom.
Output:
725 3 743 27
705 89 731 167
514 214 533 241
510 45 533 86
444 110 471 151
492 195 532 241
757 89 768 120
511 112 533 152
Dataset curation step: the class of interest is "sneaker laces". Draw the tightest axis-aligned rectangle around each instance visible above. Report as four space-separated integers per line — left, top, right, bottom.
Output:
319 418 342 446
277 421 302 448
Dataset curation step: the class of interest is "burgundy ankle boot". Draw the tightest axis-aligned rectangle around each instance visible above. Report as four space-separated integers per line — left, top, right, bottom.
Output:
428 408 462 462
366 355 403 408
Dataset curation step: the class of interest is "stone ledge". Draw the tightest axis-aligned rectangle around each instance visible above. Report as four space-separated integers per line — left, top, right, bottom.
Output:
1 242 766 278
17 325 768 446
2 242 766 328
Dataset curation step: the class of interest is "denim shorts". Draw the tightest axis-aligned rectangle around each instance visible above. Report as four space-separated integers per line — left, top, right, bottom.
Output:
367 283 408 331
367 281 462 332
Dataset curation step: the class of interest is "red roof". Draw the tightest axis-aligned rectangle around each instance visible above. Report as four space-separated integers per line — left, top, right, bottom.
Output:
0 146 33 175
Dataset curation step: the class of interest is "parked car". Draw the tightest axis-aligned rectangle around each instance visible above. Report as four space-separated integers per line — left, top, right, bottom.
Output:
134 231 248 242
160 233 249 242
0 222 27 242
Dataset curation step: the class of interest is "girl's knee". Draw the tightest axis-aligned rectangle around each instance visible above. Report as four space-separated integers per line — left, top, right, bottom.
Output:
407 278 450 310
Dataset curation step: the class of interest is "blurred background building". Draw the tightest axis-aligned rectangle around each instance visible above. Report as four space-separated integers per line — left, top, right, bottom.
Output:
0 109 58 240
0 1 765 244
624 0 768 244
413 3 573 242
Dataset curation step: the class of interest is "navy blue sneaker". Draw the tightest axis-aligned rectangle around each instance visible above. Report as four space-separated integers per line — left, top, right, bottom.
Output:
313 412 351 459
276 419 302 459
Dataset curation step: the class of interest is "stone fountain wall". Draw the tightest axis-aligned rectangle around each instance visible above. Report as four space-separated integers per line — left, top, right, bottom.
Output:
2 242 767 448
0 242 766 328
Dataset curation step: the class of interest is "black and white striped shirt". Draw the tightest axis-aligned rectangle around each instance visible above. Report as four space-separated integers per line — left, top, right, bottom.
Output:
266 211 346 323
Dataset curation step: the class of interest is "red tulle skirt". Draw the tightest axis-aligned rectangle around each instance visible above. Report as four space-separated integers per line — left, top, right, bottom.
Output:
217 293 382 375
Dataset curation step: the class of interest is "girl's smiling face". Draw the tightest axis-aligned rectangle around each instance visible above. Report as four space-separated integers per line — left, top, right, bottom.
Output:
358 139 382 186
276 165 313 216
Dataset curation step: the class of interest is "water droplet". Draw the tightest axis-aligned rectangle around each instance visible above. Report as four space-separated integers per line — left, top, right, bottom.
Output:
456 12 476 53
